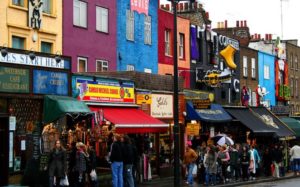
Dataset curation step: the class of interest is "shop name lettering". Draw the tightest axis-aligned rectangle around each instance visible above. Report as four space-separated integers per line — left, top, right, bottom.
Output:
0 68 28 91
38 73 64 88
156 97 168 108
0 53 64 69
152 111 172 117
197 109 223 115
89 86 119 95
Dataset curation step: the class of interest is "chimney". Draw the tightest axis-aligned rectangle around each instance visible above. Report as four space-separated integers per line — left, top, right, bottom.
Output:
179 3 183 11
269 34 272 41
205 12 209 19
240 20 244 27
217 22 220 28
225 20 228 28
184 2 189 10
166 4 170 11
236 20 239 27
255 33 258 39
258 34 261 40
160 4 164 9
251 35 254 39
194 2 198 10
244 20 247 27
265 34 269 41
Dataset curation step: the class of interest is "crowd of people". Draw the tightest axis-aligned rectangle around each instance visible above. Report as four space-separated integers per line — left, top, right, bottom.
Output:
183 138 300 186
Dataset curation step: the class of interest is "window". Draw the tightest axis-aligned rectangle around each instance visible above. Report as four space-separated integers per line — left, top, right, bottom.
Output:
144 16 151 45
165 30 171 56
77 57 87 72
43 0 51 14
73 0 87 28
127 65 135 71
296 79 298 97
296 55 298 70
96 60 108 72
41 41 52 53
12 0 24 6
251 58 256 78
12 36 25 49
290 53 294 68
179 33 185 59
144 68 152 73
243 56 248 77
264 65 270 79
126 10 134 41
291 78 294 97
96 6 108 33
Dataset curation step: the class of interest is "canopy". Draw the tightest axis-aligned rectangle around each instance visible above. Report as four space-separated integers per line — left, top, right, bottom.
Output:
186 102 232 123
225 107 276 134
43 95 92 123
280 117 300 138
89 107 169 134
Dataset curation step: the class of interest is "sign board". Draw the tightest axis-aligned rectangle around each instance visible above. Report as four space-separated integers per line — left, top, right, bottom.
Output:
39 154 49 171
9 116 16 131
75 78 135 104
271 105 290 115
186 123 200 135
33 70 68 95
0 67 29 93
131 0 149 15
192 99 211 109
151 94 173 118
184 89 214 101
136 92 152 104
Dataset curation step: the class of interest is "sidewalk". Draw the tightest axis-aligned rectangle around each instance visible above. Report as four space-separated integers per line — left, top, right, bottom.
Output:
138 172 299 187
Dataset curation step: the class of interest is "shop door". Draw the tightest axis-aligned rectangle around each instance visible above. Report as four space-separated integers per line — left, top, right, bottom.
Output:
0 115 9 186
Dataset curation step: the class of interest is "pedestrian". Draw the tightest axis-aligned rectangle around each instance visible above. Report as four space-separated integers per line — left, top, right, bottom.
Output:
217 144 230 183
289 143 300 176
229 144 240 181
262 148 272 177
48 140 67 187
110 134 124 187
87 144 98 187
271 144 283 178
183 143 198 186
249 145 261 180
204 145 217 186
240 145 250 181
123 135 135 187
75 142 89 187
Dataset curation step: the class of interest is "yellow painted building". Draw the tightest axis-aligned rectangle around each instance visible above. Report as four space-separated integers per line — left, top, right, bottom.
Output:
0 0 62 53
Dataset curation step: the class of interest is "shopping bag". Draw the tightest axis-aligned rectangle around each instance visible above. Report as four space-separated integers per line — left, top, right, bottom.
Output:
60 175 69 186
192 164 197 176
90 169 97 181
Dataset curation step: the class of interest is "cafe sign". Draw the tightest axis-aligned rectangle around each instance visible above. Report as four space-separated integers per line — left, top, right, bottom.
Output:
0 67 29 93
151 94 173 118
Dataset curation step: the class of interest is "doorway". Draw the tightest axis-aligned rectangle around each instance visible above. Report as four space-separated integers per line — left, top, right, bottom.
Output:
0 115 9 186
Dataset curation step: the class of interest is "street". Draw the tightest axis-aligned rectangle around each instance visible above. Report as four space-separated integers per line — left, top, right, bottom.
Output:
239 177 300 187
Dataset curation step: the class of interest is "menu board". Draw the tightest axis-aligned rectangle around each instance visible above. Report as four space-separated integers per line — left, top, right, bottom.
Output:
39 154 49 171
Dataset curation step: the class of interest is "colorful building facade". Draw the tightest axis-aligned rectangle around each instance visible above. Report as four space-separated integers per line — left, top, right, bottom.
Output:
63 0 117 72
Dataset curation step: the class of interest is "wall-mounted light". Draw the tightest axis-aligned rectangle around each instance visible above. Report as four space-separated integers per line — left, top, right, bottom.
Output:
118 52 122 61
55 51 62 63
29 51 36 61
1 46 8 57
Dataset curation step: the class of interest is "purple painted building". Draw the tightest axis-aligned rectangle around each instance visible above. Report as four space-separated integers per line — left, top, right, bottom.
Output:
63 0 116 72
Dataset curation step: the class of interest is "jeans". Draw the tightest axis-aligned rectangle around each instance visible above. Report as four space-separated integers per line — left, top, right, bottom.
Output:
124 164 134 187
205 173 216 185
112 161 124 187
187 163 195 185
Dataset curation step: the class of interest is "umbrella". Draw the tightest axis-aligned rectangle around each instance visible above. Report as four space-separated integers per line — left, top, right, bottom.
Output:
213 134 234 146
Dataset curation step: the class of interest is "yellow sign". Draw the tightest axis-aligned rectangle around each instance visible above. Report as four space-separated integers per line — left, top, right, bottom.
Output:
136 93 152 104
186 123 200 135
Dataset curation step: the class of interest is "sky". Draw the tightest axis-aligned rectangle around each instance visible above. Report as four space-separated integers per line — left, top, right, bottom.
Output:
161 0 300 43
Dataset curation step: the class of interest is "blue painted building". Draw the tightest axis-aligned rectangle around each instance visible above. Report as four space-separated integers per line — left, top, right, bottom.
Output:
117 0 158 73
258 51 276 107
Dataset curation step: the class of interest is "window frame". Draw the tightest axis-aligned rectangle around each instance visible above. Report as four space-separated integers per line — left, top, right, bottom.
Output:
42 0 52 14
126 10 135 41
243 56 248 77
290 53 294 69
77 57 88 73
296 79 298 97
126 64 135 71
12 0 25 7
144 68 152 73
144 16 152 45
291 78 294 97
73 0 87 28
179 33 185 59
295 55 298 70
264 65 270 79
96 6 109 33
40 41 53 53
251 58 256 78
165 29 171 56
96 59 109 72
12 35 25 49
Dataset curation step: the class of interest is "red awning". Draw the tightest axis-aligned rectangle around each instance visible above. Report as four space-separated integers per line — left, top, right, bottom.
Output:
89 107 169 134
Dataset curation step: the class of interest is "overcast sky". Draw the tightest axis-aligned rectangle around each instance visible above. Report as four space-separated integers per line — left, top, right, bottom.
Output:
161 0 299 43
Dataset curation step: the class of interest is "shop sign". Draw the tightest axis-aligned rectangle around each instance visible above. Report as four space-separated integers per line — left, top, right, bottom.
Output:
192 99 211 109
218 34 239 50
0 52 68 69
136 92 152 104
33 70 68 95
75 78 135 104
0 67 29 93
186 123 200 136
151 94 173 118
271 105 290 115
28 0 43 29
184 89 214 101
131 0 149 15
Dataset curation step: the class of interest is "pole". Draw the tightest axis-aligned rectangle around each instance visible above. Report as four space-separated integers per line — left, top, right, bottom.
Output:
171 1 180 186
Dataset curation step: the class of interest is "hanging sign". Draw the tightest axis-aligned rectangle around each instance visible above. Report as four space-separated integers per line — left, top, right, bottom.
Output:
131 0 149 15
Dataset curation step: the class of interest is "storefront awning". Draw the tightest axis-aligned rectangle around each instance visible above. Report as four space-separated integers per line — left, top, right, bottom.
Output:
89 107 169 134
43 95 92 123
225 107 276 134
250 107 295 139
280 117 300 138
186 102 232 123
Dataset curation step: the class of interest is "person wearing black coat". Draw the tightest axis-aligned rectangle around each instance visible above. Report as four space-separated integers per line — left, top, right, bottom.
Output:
240 146 250 181
110 134 124 187
123 135 135 187
48 140 67 187
271 144 283 178
262 148 272 177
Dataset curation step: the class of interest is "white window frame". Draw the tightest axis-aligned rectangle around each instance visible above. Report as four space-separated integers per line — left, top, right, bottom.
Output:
291 78 294 97
126 10 134 41
179 33 184 59
251 58 256 78
127 64 135 71
43 0 51 14
144 16 151 45
296 79 298 97
165 30 171 56
264 65 270 79
96 6 108 33
73 0 87 28
243 56 248 77
144 68 152 73
77 57 87 72
96 60 108 72
13 0 24 7
296 55 298 70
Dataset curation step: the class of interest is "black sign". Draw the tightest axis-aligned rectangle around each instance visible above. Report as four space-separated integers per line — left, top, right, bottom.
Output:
192 99 211 109
39 154 49 171
271 105 290 115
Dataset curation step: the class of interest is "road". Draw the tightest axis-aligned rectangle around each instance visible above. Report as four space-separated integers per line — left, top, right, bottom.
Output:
239 177 300 187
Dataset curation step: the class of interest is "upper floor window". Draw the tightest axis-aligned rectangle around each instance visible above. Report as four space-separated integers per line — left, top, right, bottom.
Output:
96 60 108 72
144 16 152 45
243 56 248 77
12 0 24 7
12 36 25 49
41 41 52 53
165 30 171 56
73 0 87 28
126 10 134 41
179 33 185 59
96 6 108 33
264 65 270 79
296 79 299 97
290 53 294 68
127 64 135 71
43 0 52 14
251 58 256 78
291 78 294 97
78 57 87 72
144 68 152 73
295 55 298 70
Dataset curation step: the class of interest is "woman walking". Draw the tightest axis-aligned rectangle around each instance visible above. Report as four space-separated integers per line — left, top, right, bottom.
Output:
240 146 250 181
204 145 217 186
75 142 89 187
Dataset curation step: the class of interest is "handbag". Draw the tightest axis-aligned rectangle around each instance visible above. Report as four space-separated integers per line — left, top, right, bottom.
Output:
90 169 97 181
60 175 69 186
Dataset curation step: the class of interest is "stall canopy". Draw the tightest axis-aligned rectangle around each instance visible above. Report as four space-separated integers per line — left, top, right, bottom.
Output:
89 107 169 134
280 117 300 138
225 107 276 134
250 107 295 139
186 102 232 123
43 95 92 123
